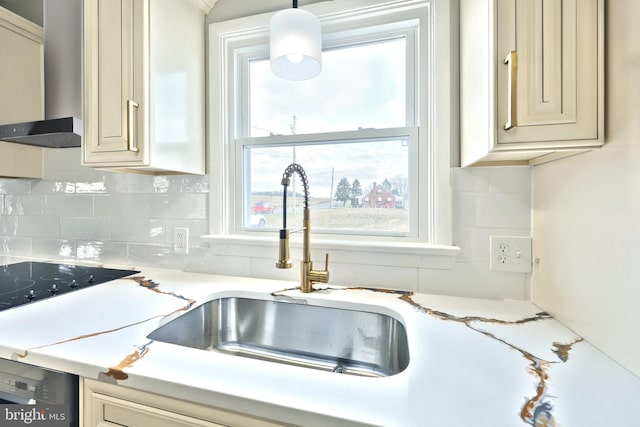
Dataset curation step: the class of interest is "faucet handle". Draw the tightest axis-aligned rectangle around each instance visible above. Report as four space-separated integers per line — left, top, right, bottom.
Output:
322 253 329 272
308 253 330 284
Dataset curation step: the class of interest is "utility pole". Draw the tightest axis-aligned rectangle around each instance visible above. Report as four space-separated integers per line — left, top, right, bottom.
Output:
330 167 334 208
290 116 297 212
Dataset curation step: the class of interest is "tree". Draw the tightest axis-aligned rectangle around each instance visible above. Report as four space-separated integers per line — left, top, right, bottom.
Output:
382 178 392 191
389 175 408 198
352 179 362 196
335 177 352 206
351 179 363 207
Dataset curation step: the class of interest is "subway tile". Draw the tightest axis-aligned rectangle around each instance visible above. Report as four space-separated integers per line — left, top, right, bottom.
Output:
46 194 94 217
32 238 75 260
73 166 112 184
76 240 129 265
419 262 527 300
488 166 532 194
476 193 531 229
165 194 208 219
451 167 490 193
329 262 418 291
76 241 105 261
127 243 185 270
452 192 479 228
454 193 530 229
106 173 183 194
186 247 252 276
60 217 111 240
0 216 18 236
4 195 45 215
31 180 77 194
74 180 108 194
151 176 184 194
94 194 207 220
0 179 31 194
17 216 60 238
110 219 167 244
182 175 210 193
0 237 32 257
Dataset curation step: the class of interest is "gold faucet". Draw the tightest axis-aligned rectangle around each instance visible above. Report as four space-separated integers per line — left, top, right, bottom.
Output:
276 163 329 293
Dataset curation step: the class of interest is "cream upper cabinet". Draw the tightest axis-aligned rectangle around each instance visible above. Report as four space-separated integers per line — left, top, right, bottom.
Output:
0 6 44 125
0 7 44 179
82 0 209 175
461 0 604 166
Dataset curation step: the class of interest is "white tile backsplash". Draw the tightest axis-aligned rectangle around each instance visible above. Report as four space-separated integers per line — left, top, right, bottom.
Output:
4 195 45 215
448 166 532 299
0 148 533 300
0 179 30 194
488 166 532 194
46 194 94 216
60 217 111 240
17 216 60 238
0 216 18 236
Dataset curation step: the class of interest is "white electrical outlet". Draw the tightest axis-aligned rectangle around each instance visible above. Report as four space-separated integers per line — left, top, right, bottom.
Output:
174 227 189 254
489 236 532 273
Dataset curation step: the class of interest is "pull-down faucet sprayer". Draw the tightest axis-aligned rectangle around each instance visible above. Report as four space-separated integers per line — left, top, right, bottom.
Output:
276 163 329 293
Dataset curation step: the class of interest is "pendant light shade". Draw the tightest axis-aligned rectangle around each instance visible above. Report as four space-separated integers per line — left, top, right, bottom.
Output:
270 6 322 81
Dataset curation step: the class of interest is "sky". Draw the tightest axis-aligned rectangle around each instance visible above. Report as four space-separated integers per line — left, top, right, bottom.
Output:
245 37 410 197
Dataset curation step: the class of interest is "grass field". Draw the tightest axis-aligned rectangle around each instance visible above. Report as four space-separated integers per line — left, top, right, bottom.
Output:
251 195 409 233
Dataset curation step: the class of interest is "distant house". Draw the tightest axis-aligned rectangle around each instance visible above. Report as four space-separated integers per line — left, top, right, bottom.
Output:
363 182 403 208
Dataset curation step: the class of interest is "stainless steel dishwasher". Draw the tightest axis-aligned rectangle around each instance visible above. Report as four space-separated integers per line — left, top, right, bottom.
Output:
0 358 78 426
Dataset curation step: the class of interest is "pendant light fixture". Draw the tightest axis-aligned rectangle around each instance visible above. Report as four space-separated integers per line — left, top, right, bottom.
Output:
270 0 322 81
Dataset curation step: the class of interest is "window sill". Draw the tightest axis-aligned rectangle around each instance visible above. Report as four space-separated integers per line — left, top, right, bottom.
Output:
200 234 461 270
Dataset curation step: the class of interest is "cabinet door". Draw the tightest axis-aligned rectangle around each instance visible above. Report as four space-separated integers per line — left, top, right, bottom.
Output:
496 0 601 145
83 0 147 165
83 379 285 427
89 392 224 427
0 8 43 125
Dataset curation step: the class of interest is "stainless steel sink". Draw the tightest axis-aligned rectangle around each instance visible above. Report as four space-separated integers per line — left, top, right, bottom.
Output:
148 296 409 377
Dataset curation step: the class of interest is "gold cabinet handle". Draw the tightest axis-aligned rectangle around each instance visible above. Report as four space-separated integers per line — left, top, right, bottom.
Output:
504 51 517 130
127 100 140 152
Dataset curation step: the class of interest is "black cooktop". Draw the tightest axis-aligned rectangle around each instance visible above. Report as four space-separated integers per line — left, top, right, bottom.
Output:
0 262 139 312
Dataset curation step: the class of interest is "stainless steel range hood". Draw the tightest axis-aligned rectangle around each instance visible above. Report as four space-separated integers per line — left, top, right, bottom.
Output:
0 0 81 148
0 117 81 147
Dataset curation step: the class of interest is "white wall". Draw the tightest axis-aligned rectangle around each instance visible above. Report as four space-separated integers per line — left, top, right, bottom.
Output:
532 0 640 377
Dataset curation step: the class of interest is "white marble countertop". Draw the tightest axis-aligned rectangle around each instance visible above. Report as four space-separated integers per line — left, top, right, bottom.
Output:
0 261 639 426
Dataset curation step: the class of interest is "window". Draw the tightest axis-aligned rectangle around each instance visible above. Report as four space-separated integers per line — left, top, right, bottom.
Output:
207 0 457 265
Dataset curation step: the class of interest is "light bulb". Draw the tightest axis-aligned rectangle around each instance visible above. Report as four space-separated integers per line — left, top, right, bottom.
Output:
286 54 304 64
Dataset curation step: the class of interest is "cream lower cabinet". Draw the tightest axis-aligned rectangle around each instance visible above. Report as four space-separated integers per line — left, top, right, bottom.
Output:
82 0 208 175
460 0 604 166
82 378 283 427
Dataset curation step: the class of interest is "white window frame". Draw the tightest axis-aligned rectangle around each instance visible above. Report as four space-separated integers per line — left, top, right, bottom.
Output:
204 0 460 269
